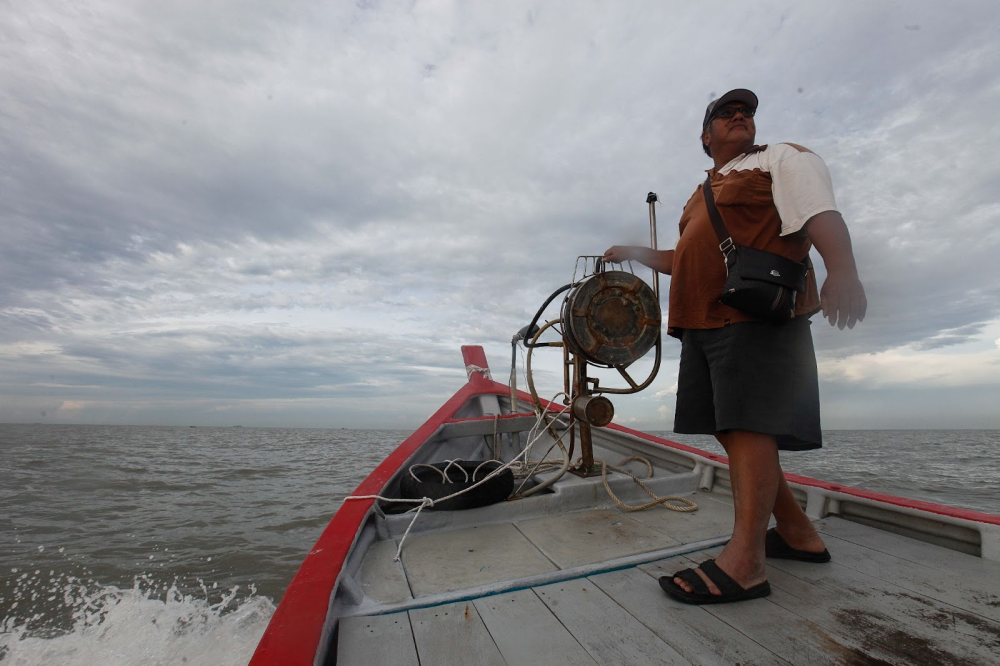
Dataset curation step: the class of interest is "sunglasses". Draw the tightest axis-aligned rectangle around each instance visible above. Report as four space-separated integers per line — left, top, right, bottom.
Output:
713 106 756 120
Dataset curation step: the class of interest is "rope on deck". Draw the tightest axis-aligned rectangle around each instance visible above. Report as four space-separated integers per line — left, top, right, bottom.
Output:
344 400 698 563
597 456 698 513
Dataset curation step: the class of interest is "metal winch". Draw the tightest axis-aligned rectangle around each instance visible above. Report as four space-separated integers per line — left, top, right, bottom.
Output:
517 193 663 477
563 267 660 367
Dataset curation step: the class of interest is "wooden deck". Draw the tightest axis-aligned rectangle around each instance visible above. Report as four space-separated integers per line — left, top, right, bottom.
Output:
338 511 1000 665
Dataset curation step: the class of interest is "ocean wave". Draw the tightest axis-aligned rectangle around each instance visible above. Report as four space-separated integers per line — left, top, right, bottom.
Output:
0 575 274 666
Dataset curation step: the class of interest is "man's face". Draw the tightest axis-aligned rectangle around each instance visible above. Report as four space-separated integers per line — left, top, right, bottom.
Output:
702 102 756 154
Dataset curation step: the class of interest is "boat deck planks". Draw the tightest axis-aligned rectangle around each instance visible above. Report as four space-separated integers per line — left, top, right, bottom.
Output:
515 508 683 569
819 517 1000 607
357 539 411 605
658 528 1000 665
533 578 690 665
625 491 736 544
815 522 1000 622
760 562 1000 665
474 588 599 666
410 600 506 666
336 614 419 666
589 567 791 666
642 554 856 665
400 522 558 597
340 506 1000 665
763 544 1000 664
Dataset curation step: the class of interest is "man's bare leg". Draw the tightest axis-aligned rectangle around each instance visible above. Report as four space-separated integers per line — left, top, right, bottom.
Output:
673 430 778 594
772 473 827 553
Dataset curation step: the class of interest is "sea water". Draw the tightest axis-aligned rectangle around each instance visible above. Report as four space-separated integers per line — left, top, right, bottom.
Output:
1 425 998 665
0 425 401 665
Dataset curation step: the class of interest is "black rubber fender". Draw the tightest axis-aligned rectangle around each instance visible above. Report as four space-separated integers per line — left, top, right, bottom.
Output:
399 460 513 511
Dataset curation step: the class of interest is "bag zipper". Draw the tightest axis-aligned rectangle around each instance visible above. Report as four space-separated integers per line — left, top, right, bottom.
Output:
770 287 785 313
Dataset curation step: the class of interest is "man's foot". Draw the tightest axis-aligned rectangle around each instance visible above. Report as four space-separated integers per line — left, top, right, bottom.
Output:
765 527 831 562
669 551 766 597
660 559 770 605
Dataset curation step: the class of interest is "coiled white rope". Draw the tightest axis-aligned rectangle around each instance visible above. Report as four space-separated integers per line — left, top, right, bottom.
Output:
343 398 571 561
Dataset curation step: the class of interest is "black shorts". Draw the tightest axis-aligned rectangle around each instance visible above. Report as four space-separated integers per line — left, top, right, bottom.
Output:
673 317 822 450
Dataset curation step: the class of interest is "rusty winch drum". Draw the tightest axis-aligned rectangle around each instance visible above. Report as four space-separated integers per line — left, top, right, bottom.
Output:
562 270 661 366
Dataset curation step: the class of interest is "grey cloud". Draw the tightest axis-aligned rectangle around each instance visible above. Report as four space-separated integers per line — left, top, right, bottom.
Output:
2 2 1000 427
1 323 464 402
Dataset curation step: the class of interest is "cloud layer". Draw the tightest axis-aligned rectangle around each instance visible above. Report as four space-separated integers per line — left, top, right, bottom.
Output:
2 1 999 428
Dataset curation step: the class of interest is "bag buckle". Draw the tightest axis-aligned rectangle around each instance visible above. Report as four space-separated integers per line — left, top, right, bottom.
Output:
718 237 734 257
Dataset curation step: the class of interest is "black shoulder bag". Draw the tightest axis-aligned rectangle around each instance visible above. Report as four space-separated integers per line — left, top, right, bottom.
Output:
702 175 808 323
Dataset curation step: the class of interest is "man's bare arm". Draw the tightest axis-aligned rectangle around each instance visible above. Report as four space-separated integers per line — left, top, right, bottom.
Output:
804 211 867 329
602 246 674 275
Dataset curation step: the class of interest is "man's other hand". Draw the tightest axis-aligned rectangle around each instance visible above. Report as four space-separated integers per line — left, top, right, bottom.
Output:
602 246 632 263
820 270 867 329
804 211 867 330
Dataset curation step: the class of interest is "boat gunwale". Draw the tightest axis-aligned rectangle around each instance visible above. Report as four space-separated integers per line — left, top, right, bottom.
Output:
249 344 1000 666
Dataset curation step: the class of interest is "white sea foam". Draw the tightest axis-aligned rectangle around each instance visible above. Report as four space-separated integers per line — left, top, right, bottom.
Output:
1 426 408 665
0 575 275 666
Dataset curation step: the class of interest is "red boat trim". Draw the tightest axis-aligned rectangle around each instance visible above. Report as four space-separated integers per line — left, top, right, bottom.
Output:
251 346 1000 665
443 412 544 423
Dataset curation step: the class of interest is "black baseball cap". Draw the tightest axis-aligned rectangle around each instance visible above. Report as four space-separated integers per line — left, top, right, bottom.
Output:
702 89 759 131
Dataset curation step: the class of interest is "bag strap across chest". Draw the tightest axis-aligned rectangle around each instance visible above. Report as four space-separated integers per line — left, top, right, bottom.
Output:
702 174 736 257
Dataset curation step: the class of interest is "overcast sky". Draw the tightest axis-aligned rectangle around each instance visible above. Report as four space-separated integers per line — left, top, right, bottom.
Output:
2 1 999 430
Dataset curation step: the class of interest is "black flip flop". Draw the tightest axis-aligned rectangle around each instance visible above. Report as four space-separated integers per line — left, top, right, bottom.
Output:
659 559 771 605
765 528 831 563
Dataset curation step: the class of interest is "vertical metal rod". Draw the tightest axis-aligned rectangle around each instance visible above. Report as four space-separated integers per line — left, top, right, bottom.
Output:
510 341 518 411
578 420 594 473
563 336 571 399
509 341 521 451
574 357 595 472
568 416 576 462
647 192 659 298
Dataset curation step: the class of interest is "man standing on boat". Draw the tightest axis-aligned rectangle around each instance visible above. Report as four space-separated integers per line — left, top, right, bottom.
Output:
603 89 866 604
